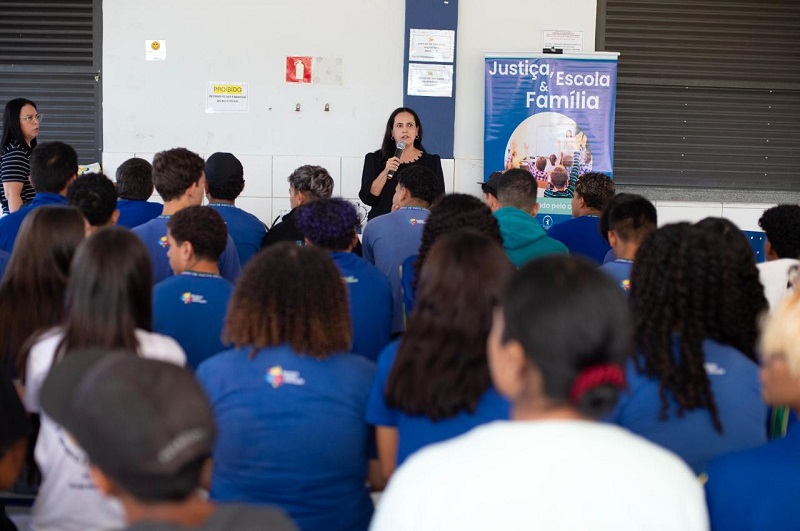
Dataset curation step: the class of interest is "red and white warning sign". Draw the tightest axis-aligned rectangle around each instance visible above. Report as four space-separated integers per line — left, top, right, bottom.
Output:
286 56 312 83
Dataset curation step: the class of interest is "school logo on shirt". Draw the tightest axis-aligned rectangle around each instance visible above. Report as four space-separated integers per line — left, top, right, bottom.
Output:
159 235 169 248
266 365 306 388
621 279 631 291
180 292 207 304
343 275 359 284
409 219 425 226
705 362 726 376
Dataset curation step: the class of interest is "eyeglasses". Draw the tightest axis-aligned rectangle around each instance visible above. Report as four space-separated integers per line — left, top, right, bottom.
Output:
21 113 43 123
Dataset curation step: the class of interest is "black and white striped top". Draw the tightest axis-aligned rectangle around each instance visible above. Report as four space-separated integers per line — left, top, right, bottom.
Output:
1 139 36 214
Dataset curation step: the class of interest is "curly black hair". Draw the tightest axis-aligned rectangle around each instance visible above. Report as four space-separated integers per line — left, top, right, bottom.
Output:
412 194 503 290
629 223 757 432
66 172 118 227
295 198 360 251
695 217 767 361
575 172 615 211
758 204 800 259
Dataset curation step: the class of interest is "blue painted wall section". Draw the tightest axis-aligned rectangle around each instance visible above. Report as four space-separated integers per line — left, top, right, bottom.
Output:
403 0 458 159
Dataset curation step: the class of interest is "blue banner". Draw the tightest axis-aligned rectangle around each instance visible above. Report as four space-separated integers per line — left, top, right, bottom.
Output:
484 53 618 226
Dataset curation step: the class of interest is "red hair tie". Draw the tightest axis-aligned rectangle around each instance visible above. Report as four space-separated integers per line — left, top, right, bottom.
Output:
569 364 626 405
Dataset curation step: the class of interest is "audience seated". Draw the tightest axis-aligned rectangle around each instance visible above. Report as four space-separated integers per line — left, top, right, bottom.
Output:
196 244 375 531
296 198 392 362
372 256 708 530
0 206 85 379
400 193 503 317
0 141 78 253
757 204 800 309
264 165 334 247
113 157 162 229
367 230 512 483
38 350 297 531
66 172 119 234
598 193 657 292
152 206 233 371
610 223 767 473
204 152 267 266
132 148 240 284
362 165 441 333
23 227 186 531
546 171 615 264
492 169 567 266
705 292 800 531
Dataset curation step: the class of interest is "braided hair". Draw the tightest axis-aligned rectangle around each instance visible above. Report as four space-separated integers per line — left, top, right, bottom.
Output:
629 223 749 432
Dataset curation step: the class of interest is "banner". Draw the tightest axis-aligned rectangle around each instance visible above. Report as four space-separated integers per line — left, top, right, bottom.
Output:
484 53 618 229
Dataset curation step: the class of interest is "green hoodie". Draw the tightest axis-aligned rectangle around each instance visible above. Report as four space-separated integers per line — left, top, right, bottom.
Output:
493 206 568 267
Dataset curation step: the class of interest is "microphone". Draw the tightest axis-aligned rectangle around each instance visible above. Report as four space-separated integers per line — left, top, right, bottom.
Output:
387 141 406 179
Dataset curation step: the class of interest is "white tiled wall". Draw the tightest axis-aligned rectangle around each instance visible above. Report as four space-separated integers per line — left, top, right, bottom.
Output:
102 152 778 232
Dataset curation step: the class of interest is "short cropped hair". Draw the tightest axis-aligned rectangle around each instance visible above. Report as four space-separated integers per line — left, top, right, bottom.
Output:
395 165 444 205
599 193 657 244
167 206 228 262
30 141 78 193
204 152 244 201
295 198 360 251
550 166 569 189
152 148 205 201
115 158 154 200
287 165 333 200
224 243 351 358
575 172 615 210
67 173 118 227
758 205 800 259
497 169 537 212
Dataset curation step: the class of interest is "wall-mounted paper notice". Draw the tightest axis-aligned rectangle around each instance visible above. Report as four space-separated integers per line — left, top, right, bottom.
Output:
407 63 453 98
542 30 584 52
409 29 455 63
145 40 166 61
206 82 249 113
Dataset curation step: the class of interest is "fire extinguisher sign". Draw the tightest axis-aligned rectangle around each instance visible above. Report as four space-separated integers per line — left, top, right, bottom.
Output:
286 57 312 83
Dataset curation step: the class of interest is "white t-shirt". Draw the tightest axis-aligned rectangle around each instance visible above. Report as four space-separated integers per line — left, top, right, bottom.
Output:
371 420 709 531
24 328 186 531
757 258 800 310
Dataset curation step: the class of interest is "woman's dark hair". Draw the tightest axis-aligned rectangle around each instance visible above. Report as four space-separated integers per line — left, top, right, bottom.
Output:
0 206 85 376
380 107 424 158
386 230 513 419
224 243 351 358
2 98 38 149
695 217 767 361
412 194 503 291
502 256 632 418
630 223 752 432
295 198 360 251
53 227 153 359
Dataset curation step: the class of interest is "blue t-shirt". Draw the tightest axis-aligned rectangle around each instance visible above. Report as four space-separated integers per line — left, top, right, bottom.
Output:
152 271 233 371
196 344 375 531
116 199 163 229
0 193 67 253
132 215 241 285
365 341 510 466
599 259 633 292
546 215 611 265
362 207 428 333
610 338 767 474
330 251 392 362
208 203 267 267
705 427 800 531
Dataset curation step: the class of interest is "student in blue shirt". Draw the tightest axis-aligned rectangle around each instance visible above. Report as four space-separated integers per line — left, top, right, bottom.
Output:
204 152 267 266
598 193 657 293
295 198 392 362
114 157 162 229
611 223 767 474
153 206 233 371
132 148 240 285
366 230 513 482
196 244 375 531
705 292 800 531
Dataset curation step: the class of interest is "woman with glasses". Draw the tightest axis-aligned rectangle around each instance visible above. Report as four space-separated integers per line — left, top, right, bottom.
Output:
1 98 41 214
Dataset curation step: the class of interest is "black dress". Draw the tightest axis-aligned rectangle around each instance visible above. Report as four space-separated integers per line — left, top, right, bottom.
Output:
358 151 445 220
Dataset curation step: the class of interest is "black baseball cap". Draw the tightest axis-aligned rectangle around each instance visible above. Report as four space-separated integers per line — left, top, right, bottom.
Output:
478 171 504 196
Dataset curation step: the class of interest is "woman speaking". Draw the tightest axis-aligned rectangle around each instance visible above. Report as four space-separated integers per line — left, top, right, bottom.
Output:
359 107 445 220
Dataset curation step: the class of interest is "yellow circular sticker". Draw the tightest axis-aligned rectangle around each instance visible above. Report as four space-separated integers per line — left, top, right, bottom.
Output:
151 41 161 51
